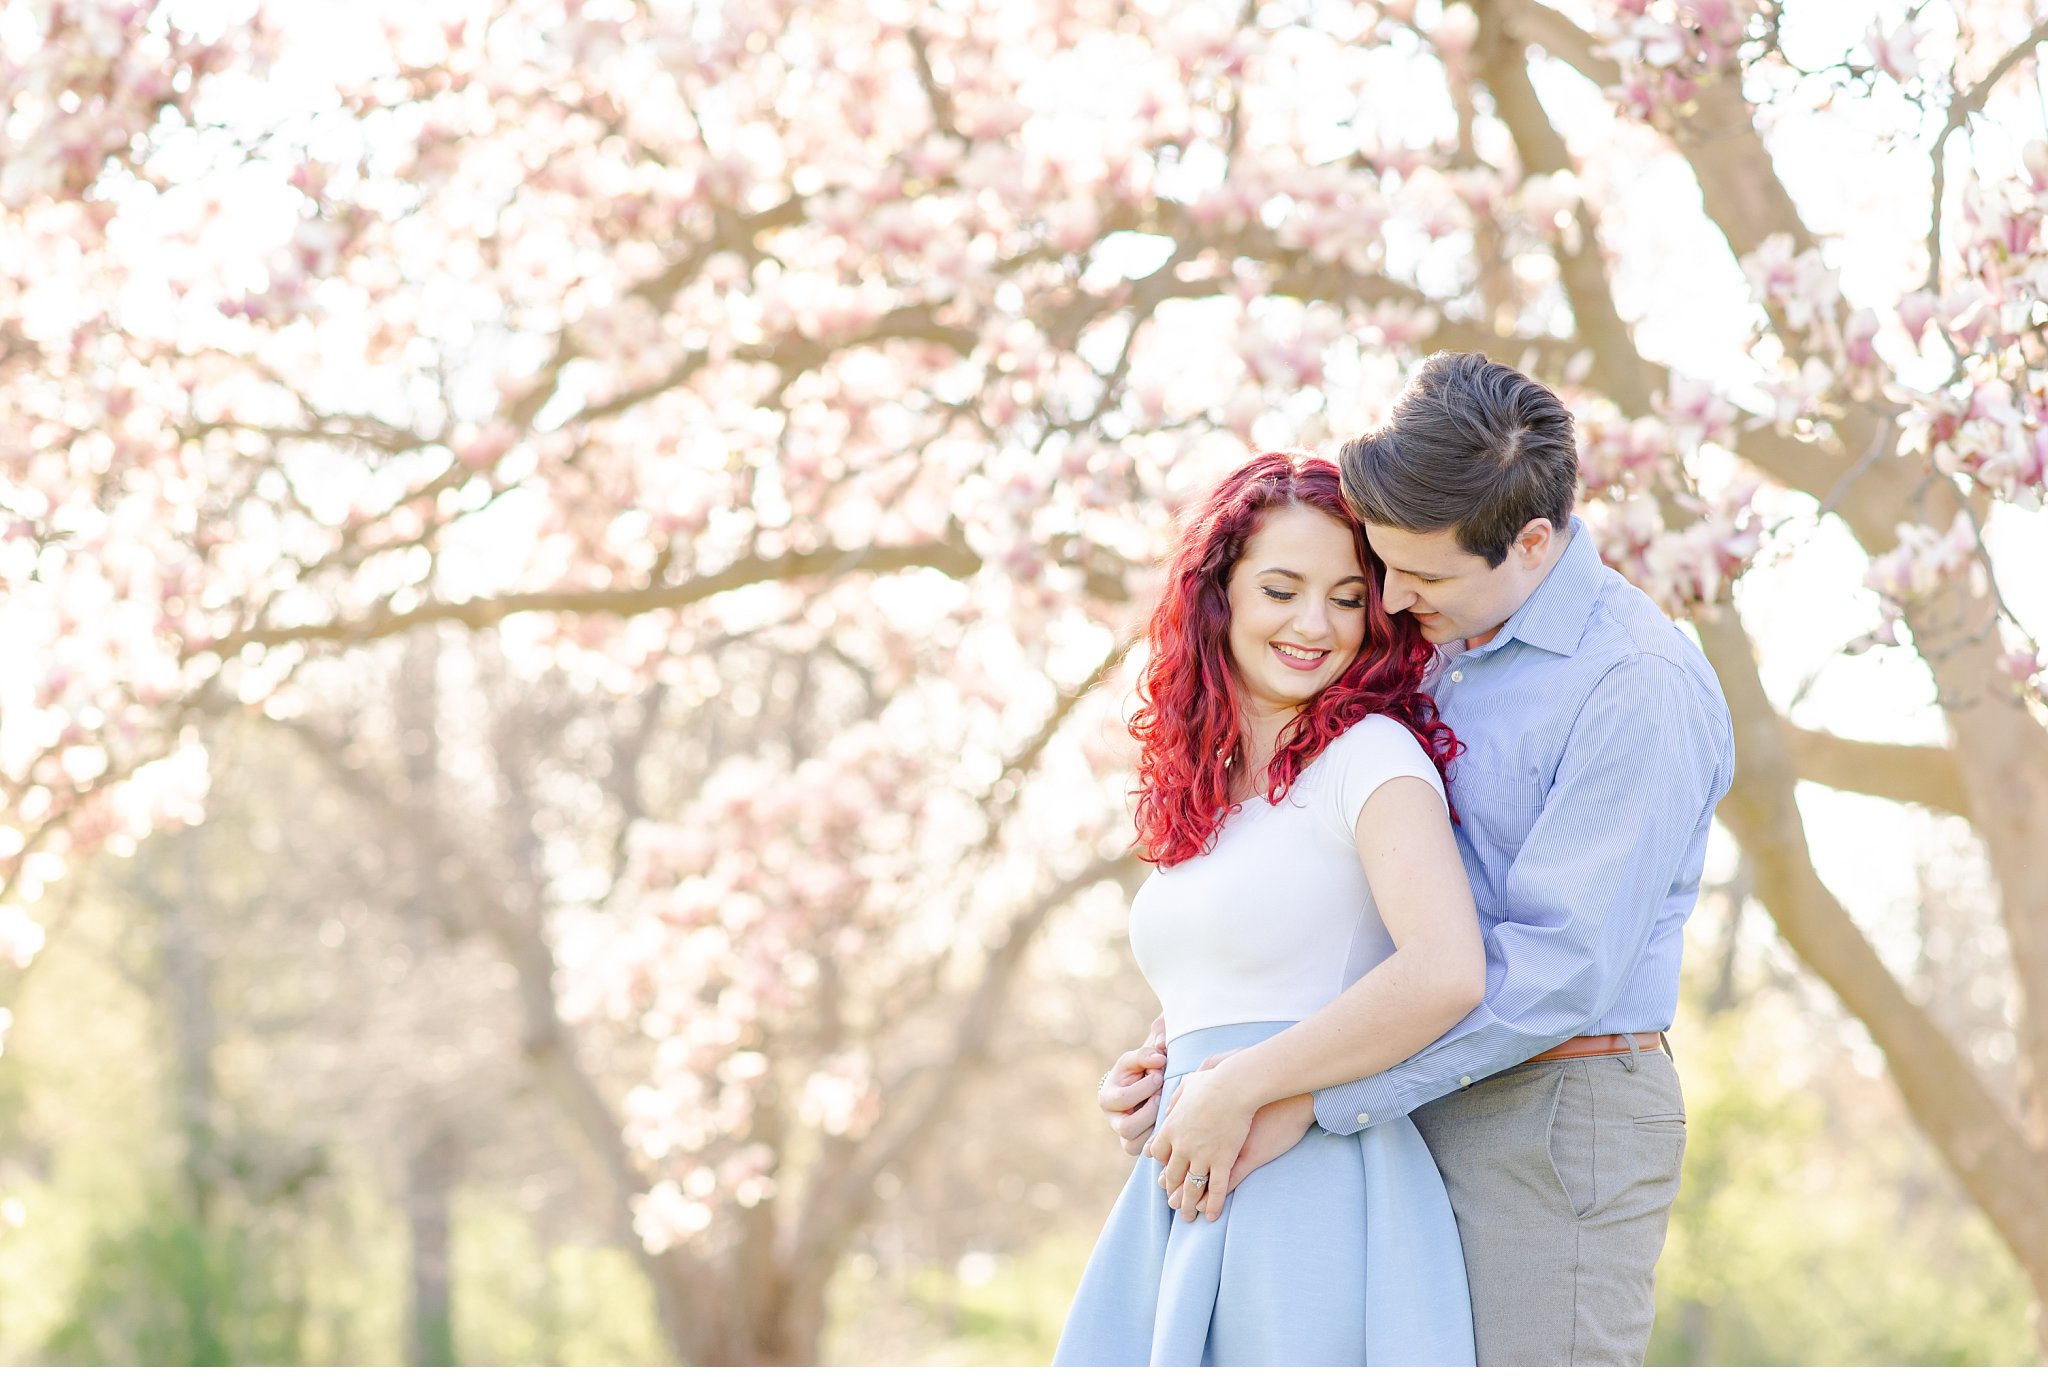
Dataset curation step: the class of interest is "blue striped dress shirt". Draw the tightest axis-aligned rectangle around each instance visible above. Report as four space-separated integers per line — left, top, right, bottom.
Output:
1313 515 1736 1134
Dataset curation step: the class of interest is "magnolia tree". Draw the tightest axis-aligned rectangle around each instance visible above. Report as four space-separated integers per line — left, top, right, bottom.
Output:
3 0 2048 1361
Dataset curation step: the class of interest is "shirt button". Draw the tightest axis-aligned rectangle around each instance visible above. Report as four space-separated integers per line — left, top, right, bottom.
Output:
1449 669 1464 683
1355 1113 1371 1126
1458 1076 1472 1088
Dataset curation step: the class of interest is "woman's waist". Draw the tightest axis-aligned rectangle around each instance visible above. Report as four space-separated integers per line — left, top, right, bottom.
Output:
1163 1019 1298 1078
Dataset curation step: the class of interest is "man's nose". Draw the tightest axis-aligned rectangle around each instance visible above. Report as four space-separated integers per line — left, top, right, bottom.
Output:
1381 573 1416 613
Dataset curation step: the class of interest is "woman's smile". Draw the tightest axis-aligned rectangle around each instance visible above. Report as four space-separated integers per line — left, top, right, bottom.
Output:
1224 504 1369 716
1271 642 1330 670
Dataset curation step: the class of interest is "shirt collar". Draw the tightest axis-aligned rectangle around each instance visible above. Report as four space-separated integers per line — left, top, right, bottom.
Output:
1483 513 1600 658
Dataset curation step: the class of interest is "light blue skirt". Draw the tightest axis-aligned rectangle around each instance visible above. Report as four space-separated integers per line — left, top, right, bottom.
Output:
1053 1021 1475 1367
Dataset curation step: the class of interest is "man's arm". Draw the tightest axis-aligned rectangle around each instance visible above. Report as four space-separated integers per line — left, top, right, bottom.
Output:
1312 653 1731 1134
1098 1015 1165 1153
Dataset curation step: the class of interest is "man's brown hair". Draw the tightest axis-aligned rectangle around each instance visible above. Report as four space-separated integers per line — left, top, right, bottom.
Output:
1337 352 1578 567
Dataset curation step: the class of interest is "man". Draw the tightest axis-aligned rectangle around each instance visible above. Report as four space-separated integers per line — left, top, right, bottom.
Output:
1100 352 1735 1366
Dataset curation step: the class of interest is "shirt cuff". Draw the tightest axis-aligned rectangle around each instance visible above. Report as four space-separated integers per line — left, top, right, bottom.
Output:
1312 1070 1399 1136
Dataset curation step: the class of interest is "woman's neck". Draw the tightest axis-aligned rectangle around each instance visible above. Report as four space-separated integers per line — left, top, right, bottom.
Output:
1235 703 1297 799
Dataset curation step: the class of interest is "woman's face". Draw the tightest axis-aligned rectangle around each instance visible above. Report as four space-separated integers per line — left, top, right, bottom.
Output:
1224 504 1370 718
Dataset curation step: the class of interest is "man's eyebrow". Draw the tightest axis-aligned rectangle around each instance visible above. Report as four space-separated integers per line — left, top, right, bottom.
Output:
1390 565 1452 580
1256 567 1367 585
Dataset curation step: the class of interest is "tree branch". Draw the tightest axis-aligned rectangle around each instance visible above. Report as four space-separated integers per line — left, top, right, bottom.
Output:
1476 2 1654 413
970 633 1138 853
1782 720 1967 816
1924 20 2048 293
204 536 982 657
568 305 978 429
1493 0 1621 86
1729 425 1858 499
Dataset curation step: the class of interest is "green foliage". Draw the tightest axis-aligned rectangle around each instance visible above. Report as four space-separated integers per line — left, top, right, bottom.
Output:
449 1193 670 1366
824 1235 1090 1366
18 1178 672 1366
39 1197 304 1366
0 881 673 1365
1647 1010 2040 1366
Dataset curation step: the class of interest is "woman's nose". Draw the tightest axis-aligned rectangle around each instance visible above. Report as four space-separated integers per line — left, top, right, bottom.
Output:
1292 600 1333 636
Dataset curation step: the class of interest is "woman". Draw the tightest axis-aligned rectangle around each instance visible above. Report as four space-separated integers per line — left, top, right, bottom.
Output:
1053 451 1482 1367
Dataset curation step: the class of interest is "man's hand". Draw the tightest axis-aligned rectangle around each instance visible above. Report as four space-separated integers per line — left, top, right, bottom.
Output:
1098 1015 1167 1154
1230 1091 1317 1186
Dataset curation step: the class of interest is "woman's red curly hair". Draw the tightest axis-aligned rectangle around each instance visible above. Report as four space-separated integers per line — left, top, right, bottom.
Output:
1130 450 1459 867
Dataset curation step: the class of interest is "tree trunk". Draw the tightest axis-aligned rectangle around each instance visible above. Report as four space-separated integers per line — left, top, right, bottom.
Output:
1696 611 2048 1313
1477 3 2048 1323
166 825 220 1228
158 823 230 1365
405 1126 458 1367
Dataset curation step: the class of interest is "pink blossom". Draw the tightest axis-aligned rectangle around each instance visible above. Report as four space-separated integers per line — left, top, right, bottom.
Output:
1895 386 1968 457
1897 289 1940 343
1362 300 1440 348
1940 283 1988 340
1864 512 1978 606
1842 307 1881 369
1431 5 1480 60
1865 19 1922 83
1741 233 1838 332
1760 357 1835 430
2023 141 2048 193
1045 199 1100 254
1659 377 1740 453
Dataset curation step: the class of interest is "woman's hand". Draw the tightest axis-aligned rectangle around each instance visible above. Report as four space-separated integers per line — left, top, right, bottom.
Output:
1146 1054 1258 1223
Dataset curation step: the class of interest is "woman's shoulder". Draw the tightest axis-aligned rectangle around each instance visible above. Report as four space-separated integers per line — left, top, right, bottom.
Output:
1309 712 1444 794
1321 711 1431 762
1293 711 1446 838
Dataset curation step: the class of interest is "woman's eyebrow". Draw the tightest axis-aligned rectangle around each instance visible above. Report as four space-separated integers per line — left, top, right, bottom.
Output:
1256 567 1367 585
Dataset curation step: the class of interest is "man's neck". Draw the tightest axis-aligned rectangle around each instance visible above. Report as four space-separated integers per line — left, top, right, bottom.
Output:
1461 522 1574 652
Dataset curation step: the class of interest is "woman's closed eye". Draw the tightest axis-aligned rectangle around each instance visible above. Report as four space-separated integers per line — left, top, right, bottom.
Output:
1263 587 1366 609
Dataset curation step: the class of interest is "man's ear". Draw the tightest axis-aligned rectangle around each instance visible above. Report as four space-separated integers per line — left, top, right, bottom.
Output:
1513 518 1553 566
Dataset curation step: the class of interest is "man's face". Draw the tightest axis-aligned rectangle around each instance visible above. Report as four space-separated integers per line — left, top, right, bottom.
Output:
1363 520 1560 649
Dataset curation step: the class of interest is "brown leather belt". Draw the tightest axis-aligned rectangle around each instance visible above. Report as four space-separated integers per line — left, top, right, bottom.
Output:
1522 1031 1666 1064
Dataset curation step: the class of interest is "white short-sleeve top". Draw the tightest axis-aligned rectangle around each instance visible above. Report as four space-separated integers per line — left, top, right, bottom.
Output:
1128 713 1449 1043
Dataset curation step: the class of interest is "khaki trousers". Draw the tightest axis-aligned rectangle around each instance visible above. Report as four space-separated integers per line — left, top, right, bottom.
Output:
1408 1046 1686 1366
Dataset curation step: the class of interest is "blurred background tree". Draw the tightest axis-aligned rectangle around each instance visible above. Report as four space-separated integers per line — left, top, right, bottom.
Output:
0 0 2044 1364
